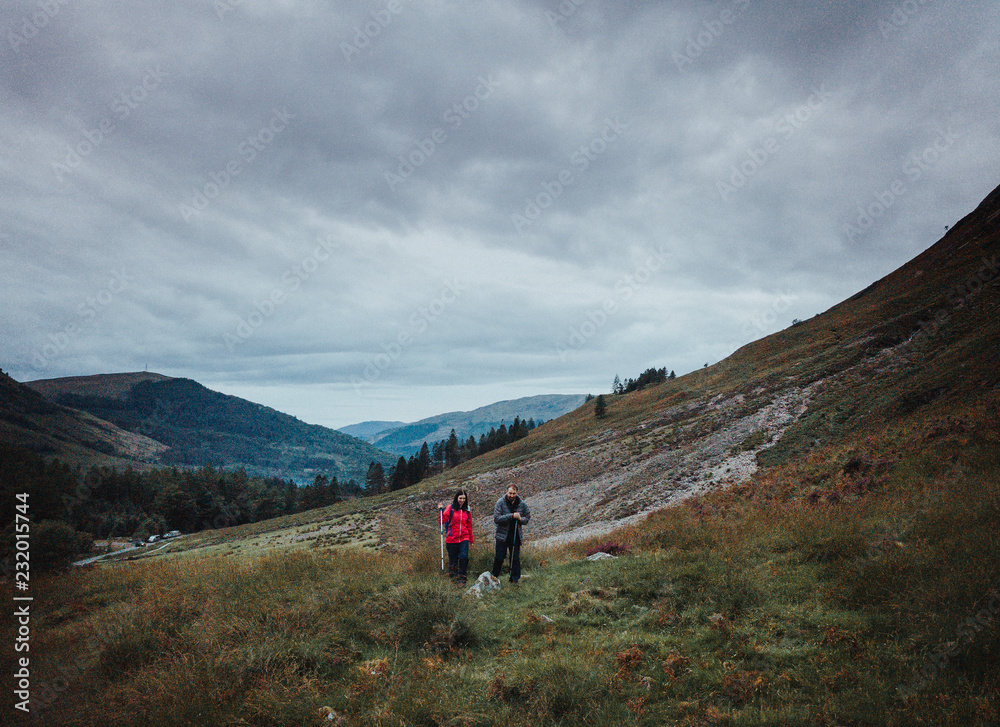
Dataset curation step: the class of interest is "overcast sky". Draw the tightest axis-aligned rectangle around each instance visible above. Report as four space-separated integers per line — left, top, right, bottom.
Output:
2 0 998 429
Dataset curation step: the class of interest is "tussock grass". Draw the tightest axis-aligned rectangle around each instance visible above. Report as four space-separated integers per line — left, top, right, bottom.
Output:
22 400 1000 726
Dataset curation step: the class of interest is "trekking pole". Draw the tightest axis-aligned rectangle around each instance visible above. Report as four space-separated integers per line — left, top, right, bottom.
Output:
505 518 519 575
438 506 445 574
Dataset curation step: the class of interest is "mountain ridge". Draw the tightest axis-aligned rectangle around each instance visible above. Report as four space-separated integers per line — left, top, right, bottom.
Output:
21 373 395 484
349 393 589 455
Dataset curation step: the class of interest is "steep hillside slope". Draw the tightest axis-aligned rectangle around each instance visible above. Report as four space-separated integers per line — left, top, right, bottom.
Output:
385 183 999 544
24 373 395 485
366 394 588 455
0 369 166 466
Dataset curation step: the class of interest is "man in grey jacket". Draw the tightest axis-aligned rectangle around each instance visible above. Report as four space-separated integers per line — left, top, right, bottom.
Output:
491 484 531 583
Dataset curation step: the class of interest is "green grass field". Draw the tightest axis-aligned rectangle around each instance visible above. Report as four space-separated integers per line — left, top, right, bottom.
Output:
18 393 999 727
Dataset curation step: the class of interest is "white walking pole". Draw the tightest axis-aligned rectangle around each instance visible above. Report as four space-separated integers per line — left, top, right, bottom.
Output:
438 506 445 574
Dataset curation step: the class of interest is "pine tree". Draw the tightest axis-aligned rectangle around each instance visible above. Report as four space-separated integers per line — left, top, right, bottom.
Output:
364 462 386 495
389 456 408 491
418 442 431 479
406 455 422 487
594 393 607 418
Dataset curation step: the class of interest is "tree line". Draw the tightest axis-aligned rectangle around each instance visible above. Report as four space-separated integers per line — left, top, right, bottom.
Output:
592 366 677 418
1 414 546 567
612 367 675 395
363 416 542 494
0 442 362 568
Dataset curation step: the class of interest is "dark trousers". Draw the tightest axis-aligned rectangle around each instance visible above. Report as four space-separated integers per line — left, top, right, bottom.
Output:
446 541 469 584
491 537 521 582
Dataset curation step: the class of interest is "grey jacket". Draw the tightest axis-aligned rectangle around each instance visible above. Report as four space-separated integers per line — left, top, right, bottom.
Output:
493 496 531 542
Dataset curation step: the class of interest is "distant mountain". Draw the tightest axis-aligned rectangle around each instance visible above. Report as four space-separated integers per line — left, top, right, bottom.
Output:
337 420 406 442
358 394 589 456
23 373 395 484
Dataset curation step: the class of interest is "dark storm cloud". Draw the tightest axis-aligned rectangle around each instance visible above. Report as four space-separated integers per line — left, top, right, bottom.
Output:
1 0 998 426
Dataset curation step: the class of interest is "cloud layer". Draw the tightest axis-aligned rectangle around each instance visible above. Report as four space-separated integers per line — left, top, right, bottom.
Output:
2 0 998 427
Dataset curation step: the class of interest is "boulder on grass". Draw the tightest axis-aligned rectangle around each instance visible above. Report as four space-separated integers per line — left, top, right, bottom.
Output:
586 552 616 561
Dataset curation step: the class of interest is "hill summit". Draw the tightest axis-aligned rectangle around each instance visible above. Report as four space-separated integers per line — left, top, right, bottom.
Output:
23 373 394 484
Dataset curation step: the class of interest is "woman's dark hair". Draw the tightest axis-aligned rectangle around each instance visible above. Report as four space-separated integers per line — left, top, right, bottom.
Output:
451 488 470 511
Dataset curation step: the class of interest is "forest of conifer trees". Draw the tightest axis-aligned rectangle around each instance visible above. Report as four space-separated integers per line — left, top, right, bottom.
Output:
363 415 542 494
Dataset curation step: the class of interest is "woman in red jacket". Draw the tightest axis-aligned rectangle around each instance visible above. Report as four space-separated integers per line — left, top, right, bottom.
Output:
439 489 474 585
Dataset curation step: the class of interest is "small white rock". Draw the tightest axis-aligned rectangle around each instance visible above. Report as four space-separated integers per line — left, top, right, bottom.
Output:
586 552 616 561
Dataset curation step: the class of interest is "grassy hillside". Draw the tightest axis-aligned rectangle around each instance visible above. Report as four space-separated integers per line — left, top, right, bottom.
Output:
8 183 1000 726
0 369 166 467
24 374 396 485
21 410 999 726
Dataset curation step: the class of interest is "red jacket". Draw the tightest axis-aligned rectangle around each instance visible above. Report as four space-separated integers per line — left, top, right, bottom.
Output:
442 505 474 544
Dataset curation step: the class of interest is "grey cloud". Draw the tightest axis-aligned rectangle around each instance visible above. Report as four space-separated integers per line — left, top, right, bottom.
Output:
1 0 998 426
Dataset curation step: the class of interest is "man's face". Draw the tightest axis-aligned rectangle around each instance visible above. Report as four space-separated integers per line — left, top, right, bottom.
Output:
506 487 518 502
